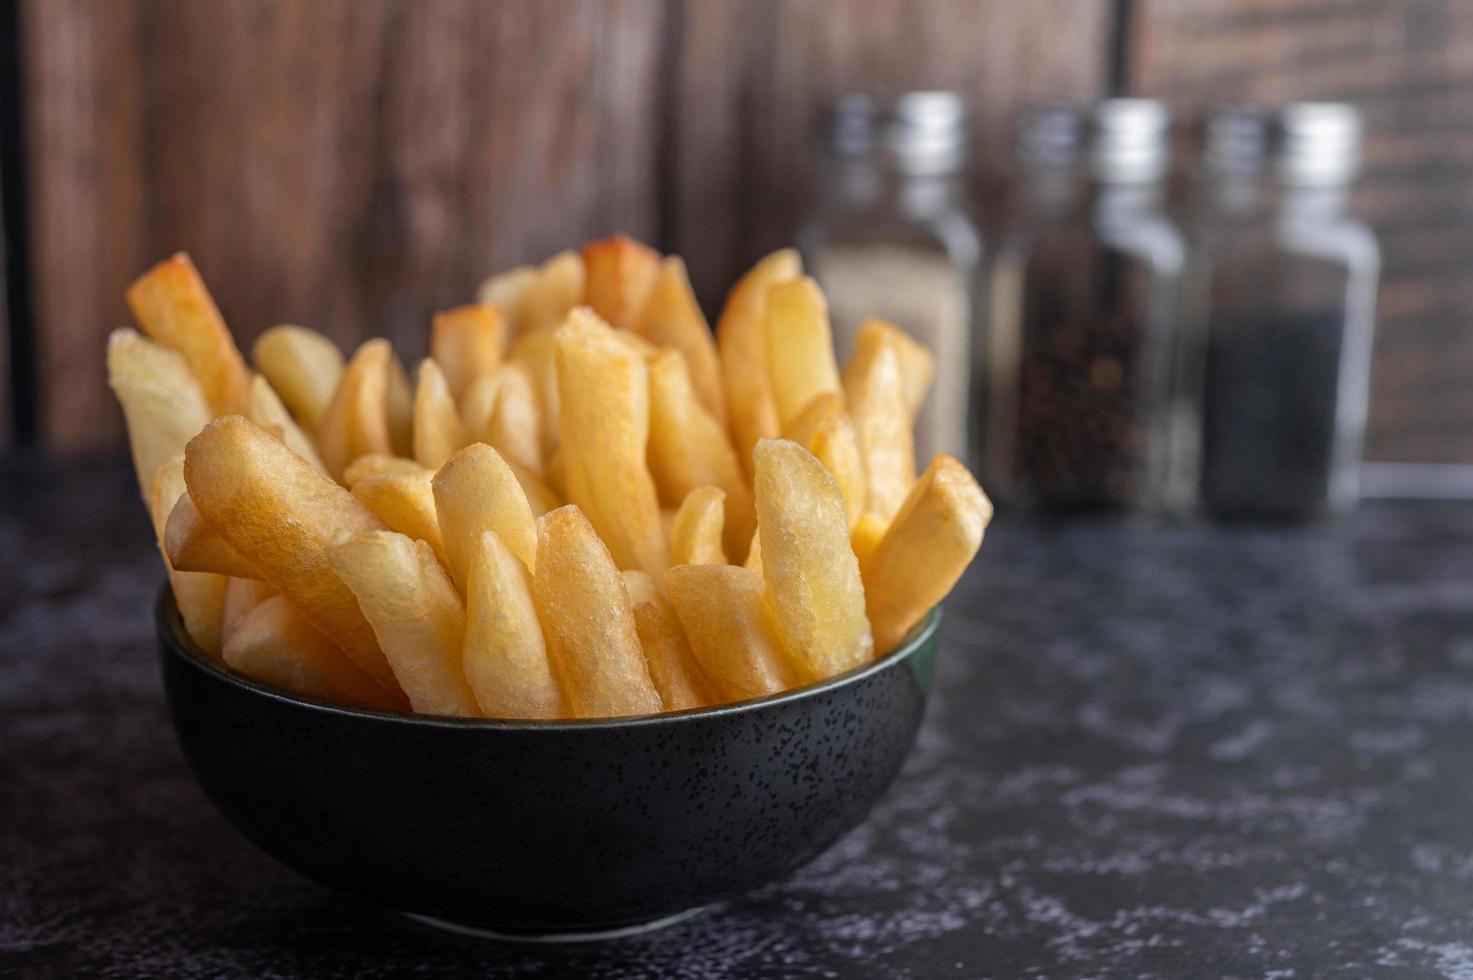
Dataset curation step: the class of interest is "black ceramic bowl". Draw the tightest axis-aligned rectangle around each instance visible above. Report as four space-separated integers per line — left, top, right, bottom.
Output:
156 589 940 940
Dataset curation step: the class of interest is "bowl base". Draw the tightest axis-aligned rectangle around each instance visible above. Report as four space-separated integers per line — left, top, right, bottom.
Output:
401 905 710 943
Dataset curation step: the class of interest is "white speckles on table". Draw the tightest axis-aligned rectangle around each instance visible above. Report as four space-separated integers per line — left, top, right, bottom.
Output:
5 455 1473 978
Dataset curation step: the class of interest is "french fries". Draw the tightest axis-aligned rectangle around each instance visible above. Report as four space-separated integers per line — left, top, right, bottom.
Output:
753 439 873 682
463 530 564 719
251 325 344 434
330 531 478 716
120 242 991 720
533 506 661 718
555 309 666 579
863 455 991 652
126 253 252 417
184 416 398 692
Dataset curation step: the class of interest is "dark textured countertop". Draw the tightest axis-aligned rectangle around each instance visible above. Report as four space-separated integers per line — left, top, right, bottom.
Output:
5 454 1473 978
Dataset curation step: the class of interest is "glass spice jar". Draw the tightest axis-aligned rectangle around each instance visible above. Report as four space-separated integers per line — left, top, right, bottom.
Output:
1173 104 1379 520
980 101 1184 511
798 92 983 465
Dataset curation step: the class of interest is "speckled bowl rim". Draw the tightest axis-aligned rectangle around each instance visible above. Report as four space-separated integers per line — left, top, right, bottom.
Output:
157 586 940 732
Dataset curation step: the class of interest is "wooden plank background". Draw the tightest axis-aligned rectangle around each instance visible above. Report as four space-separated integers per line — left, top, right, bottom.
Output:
1131 0 1473 463
9 0 1473 463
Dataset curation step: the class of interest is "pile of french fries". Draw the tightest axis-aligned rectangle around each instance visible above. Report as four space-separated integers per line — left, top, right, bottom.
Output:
109 237 992 719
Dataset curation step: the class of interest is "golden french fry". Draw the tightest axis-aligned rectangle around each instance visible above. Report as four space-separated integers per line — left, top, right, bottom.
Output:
251 325 344 434
763 277 842 430
621 569 660 608
717 249 801 481
184 416 397 691
151 459 227 657
248 374 328 474
525 250 584 334
318 339 394 481
634 600 711 711
666 563 796 702
431 303 505 402
510 327 560 454
669 486 727 567
543 446 568 499
224 594 402 711
351 472 446 565
855 319 935 421
329 531 478 716
533 506 661 718
386 351 414 458
635 256 726 426
164 492 260 578
126 252 251 416
506 459 562 517
646 349 755 562
412 358 466 470
463 530 565 719
753 438 873 680
784 392 866 528
477 265 537 327
582 235 660 330
343 453 428 488
843 334 914 521
744 527 762 573
222 577 276 640
864 454 991 652
461 362 541 474
432 443 538 590
849 510 889 570
555 310 667 578
108 328 213 502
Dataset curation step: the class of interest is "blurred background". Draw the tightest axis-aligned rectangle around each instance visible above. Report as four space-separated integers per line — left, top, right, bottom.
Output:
0 0 1469 508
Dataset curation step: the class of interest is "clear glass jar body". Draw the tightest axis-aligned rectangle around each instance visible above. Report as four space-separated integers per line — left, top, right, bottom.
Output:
980 172 1184 511
798 165 982 465
1176 181 1379 519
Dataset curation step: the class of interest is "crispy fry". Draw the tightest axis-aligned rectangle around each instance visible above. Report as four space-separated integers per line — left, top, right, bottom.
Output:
351 471 446 565
582 235 660 330
343 453 428 488
461 362 541 474
555 309 666 578
634 600 711 711
224 594 402 711
510 327 560 454
412 358 466 470
432 443 538 590
221 577 276 640
318 339 394 481
666 564 796 702
151 459 227 658
763 277 842 429
126 252 251 416
525 250 585 335
386 351 415 458
251 325 344 434
784 392 867 528
184 416 397 691
863 454 991 652
843 333 915 521
753 438 873 681
533 506 661 718
636 256 726 425
744 527 763 573
849 510 889 570
717 249 800 481
854 319 935 421
329 531 478 716
646 349 756 562
164 491 260 578
477 265 537 324
431 303 505 402
463 530 565 719
108 328 213 502
506 459 562 517
248 374 328 474
669 486 727 567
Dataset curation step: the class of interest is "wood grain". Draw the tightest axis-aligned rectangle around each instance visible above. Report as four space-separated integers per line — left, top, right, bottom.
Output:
1131 0 1473 463
23 0 666 451
669 0 1112 306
